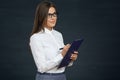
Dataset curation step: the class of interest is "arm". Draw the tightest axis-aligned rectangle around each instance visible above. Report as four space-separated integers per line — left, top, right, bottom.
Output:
29 35 63 73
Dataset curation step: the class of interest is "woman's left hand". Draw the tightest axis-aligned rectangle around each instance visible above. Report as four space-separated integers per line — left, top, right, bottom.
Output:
70 51 78 61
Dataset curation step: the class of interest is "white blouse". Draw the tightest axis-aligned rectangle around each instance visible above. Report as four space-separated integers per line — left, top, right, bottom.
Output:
29 28 72 73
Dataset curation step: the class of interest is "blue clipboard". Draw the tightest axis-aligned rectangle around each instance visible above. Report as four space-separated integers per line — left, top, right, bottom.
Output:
58 38 84 68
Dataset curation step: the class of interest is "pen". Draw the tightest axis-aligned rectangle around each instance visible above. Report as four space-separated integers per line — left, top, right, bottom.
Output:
59 48 63 50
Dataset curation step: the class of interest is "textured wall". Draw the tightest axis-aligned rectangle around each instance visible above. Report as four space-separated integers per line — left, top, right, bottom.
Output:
0 0 120 80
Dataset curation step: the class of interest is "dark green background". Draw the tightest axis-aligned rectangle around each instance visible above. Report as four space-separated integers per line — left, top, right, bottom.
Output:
0 0 120 80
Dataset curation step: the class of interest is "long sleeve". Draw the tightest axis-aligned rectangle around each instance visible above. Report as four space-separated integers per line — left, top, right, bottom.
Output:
29 35 63 73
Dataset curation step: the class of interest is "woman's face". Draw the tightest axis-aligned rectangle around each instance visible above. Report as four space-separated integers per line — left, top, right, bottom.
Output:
44 7 57 30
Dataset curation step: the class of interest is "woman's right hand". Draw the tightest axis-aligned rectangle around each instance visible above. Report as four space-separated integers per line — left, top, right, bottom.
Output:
61 44 71 57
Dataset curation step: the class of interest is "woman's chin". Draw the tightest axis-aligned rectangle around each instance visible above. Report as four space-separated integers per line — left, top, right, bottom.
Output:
50 24 56 27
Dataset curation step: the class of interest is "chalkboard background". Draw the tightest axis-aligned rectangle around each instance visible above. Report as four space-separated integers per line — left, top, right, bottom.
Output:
0 0 120 80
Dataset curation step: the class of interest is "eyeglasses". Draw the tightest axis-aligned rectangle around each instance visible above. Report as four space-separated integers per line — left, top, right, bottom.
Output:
47 12 57 18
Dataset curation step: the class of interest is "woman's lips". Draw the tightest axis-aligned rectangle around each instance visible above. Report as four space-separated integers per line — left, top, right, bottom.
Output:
50 21 55 24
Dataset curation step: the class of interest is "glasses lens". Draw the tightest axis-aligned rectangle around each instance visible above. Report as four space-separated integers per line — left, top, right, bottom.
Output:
48 12 57 18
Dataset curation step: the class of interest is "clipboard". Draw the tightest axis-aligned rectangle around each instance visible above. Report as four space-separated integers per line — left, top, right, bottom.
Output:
58 38 84 68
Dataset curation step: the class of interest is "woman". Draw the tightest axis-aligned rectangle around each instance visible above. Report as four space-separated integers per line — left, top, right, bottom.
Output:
29 1 78 80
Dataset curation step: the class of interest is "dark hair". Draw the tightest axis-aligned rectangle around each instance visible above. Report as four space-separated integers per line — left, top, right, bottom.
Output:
31 0 57 35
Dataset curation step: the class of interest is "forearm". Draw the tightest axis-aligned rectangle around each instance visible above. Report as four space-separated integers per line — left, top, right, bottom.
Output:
33 53 63 73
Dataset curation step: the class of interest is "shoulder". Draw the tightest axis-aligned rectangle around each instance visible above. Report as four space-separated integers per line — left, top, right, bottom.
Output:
30 32 44 42
53 29 63 36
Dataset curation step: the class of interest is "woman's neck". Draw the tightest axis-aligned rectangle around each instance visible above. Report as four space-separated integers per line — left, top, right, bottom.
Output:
45 27 53 31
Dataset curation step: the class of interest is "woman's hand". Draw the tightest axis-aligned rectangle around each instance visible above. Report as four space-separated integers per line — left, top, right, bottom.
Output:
61 44 78 61
70 51 78 61
61 44 71 57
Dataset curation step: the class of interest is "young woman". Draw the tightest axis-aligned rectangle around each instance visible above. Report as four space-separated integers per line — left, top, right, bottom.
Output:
29 1 78 80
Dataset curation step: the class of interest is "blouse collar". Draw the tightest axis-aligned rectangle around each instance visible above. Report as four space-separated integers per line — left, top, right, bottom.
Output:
44 27 53 34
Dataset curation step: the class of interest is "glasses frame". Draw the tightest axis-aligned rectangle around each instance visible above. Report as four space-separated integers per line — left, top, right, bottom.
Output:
47 12 58 18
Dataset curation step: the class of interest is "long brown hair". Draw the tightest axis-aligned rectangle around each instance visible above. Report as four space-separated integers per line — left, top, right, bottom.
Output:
31 0 57 35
